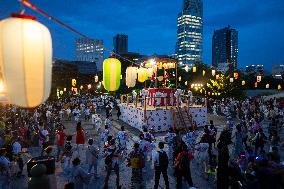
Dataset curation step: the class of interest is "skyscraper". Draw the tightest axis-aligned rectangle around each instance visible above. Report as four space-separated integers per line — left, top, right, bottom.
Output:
176 0 203 66
75 38 104 70
212 26 238 72
113 34 128 54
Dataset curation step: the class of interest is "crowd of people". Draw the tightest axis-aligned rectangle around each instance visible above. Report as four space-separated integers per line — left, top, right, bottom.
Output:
0 93 283 189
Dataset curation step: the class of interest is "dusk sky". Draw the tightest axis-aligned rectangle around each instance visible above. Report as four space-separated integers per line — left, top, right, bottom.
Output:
1 0 284 71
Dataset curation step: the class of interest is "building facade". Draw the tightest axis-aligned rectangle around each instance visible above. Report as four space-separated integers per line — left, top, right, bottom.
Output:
75 38 104 70
245 64 264 76
175 0 203 67
113 34 128 54
272 64 284 79
212 25 238 72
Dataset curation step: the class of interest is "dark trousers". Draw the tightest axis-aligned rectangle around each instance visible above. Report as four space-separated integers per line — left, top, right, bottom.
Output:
104 164 120 189
176 170 193 189
254 144 264 155
131 168 144 189
154 167 169 189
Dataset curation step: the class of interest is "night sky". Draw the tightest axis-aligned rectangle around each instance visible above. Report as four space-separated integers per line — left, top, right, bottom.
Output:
1 0 284 71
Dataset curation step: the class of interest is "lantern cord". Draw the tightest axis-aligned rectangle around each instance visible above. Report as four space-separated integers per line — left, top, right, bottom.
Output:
19 0 139 65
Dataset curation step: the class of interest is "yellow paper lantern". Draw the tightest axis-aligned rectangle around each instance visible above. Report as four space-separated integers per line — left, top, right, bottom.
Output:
60 90 63 95
87 84 92 90
126 66 137 88
72 79 76 87
0 14 52 107
178 76 182 81
192 66 196 73
138 67 148 83
242 80 246 86
103 58 121 91
266 84 270 89
255 82 258 88
278 84 282 90
203 70 205 76
212 70 216 76
63 88 66 92
257 76 262 82
185 81 188 86
80 85 83 90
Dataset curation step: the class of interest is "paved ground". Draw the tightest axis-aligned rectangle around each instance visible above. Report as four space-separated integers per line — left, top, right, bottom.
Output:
11 113 284 189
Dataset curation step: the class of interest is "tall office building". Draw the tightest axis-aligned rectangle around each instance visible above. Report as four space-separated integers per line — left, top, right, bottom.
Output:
75 38 104 70
212 26 238 72
176 0 203 66
113 34 128 54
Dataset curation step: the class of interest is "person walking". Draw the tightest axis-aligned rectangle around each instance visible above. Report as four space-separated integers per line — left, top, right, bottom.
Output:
103 139 121 189
75 122 85 157
86 138 99 178
153 142 170 189
234 124 244 158
0 148 11 189
164 127 176 162
174 144 194 189
71 158 92 189
127 143 145 189
55 127 65 161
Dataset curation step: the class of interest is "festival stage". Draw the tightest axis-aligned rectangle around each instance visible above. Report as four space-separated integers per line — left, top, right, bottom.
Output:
119 103 207 132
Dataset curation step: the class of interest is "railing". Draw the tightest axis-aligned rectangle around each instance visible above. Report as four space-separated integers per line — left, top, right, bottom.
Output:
120 94 207 110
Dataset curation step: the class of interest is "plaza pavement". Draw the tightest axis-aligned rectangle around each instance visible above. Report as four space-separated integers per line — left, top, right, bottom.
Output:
12 113 283 189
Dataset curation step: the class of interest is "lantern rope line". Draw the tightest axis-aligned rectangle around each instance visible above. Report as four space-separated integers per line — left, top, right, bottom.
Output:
19 0 139 66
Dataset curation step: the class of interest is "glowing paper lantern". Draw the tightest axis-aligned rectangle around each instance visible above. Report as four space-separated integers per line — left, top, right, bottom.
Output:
126 67 137 88
234 72 238 80
203 70 205 76
242 80 246 86
230 78 234 83
185 81 188 86
94 75 99 82
192 66 197 73
178 76 182 81
0 14 52 107
257 76 262 82
147 68 154 77
138 67 148 83
157 76 164 82
212 70 216 76
278 84 282 90
80 85 83 90
87 84 92 90
216 75 220 80
185 65 189 72
255 82 258 88
63 88 66 92
72 79 76 87
103 58 121 91
266 84 270 89
60 90 63 95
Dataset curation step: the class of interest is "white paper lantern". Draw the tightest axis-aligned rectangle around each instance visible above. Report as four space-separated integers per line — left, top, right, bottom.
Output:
126 67 137 88
230 78 234 83
94 75 99 82
212 70 216 76
257 76 262 82
0 14 52 107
